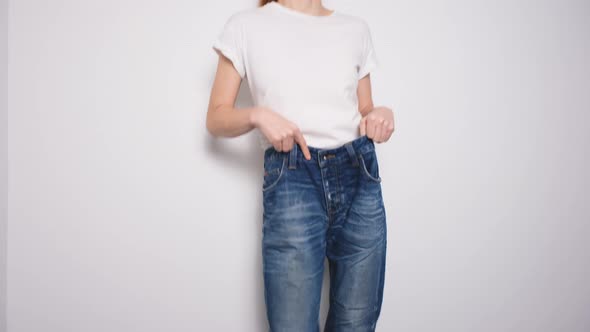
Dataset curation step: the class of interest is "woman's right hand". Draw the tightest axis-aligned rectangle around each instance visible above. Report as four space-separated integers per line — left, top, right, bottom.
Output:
250 107 311 160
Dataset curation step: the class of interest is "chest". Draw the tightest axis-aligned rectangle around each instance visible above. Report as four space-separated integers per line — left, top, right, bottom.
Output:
244 23 363 96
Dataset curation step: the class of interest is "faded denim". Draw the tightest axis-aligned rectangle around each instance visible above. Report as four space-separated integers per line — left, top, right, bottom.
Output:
261 135 387 332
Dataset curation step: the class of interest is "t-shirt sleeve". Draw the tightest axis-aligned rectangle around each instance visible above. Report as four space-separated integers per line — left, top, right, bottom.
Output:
358 21 379 80
212 14 246 79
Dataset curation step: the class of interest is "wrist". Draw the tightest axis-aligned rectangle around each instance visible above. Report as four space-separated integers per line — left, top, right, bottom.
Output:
248 107 265 128
248 107 258 127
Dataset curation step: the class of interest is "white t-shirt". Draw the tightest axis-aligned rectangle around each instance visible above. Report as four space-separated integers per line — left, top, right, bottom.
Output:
212 1 379 150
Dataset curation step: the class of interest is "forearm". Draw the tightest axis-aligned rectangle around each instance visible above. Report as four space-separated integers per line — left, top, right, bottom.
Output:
206 104 260 138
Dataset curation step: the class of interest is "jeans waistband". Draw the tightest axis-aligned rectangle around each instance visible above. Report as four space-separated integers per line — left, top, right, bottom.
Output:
264 135 376 169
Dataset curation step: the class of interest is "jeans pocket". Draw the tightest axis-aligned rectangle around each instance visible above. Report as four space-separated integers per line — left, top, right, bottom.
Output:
262 154 287 192
358 150 382 183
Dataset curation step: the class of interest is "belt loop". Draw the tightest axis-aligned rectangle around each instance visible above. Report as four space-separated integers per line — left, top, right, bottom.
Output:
289 144 298 169
345 142 359 167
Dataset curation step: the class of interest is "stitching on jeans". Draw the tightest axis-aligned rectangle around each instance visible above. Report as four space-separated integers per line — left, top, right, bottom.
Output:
358 153 382 183
262 155 287 192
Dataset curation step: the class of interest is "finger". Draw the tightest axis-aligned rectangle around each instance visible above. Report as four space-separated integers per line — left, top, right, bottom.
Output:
273 140 282 152
383 120 393 141
294 131 311 160
271 133 282 151
381 120 390 142
383 121 389 139
359 116 366 136
372 120 381 140
366 117 375 139
374 120 384 143
282 136 294 152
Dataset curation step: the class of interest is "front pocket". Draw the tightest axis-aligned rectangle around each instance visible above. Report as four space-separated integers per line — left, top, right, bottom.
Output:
262 155 287 192
358 151 382 183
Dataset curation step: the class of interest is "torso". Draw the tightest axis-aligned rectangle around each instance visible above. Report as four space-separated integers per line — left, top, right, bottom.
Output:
228 2 373 150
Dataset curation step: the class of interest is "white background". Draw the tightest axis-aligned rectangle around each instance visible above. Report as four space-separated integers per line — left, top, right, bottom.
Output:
3 0 590 331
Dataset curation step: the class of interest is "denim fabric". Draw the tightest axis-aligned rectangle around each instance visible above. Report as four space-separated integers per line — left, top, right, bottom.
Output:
261 135 387 332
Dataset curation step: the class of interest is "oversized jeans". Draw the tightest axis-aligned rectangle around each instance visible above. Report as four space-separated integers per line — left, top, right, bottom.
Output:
261 135 387 332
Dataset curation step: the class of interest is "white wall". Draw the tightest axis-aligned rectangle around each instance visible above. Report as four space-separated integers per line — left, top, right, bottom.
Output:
6 0 590 331
1 0 8 331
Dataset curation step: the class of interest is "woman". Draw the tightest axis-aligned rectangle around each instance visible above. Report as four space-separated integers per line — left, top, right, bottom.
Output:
207 1 395 331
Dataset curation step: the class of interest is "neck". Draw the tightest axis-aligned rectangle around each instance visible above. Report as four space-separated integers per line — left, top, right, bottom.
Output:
276 0 332 16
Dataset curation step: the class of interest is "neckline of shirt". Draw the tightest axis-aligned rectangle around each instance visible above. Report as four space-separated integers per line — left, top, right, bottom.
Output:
266 1 338 20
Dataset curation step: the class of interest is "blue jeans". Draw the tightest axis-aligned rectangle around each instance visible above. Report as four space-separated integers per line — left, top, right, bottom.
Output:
261 135 387 332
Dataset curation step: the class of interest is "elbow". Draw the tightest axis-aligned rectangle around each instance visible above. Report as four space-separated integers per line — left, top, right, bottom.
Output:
206 122 219 138
205 113 219 137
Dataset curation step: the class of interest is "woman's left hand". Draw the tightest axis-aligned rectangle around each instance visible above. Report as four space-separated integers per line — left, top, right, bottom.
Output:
359 106 395 143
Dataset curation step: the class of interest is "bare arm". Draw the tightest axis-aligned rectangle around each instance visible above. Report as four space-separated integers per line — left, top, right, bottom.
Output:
357 74 376 117
206 53 312 159
206 53 258 137
356 74 395 142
